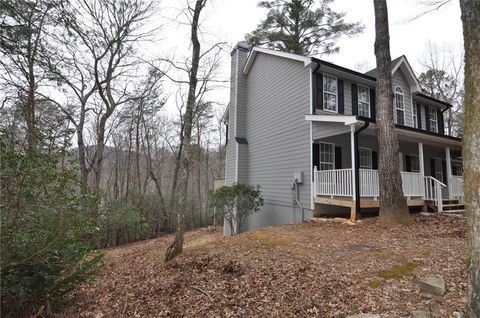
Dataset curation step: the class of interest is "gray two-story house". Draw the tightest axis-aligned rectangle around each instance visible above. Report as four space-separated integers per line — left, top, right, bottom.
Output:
223 42 464 235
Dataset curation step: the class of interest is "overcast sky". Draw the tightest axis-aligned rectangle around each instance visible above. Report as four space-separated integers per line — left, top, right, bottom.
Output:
150 0 464 113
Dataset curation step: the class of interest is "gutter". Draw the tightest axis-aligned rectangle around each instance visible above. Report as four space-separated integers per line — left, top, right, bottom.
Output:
353 119 370 220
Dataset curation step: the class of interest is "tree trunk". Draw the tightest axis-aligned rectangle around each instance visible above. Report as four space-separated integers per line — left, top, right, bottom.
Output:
164 0 206 262
373 0 410 224
459 1 480 316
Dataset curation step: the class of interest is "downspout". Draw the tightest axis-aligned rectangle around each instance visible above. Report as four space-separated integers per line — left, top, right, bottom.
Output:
311 61 321 113
353 120 370 220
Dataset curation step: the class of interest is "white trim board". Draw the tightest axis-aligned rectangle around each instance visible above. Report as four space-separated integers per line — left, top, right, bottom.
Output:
243 46 312 74
305 114 361 126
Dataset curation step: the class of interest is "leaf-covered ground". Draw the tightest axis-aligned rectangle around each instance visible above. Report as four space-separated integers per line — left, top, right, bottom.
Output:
64 214 467 317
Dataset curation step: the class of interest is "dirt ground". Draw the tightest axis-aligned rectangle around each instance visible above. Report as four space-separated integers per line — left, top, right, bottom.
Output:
64 214 467 318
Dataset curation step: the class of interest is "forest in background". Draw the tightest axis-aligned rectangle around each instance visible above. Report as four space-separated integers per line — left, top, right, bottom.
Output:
0 0 471 316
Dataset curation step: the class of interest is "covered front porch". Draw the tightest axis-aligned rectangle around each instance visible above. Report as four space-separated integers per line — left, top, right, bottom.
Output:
308 115 464 220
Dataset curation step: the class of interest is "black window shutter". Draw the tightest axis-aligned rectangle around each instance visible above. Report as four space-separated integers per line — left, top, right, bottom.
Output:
442 160 447 182
313 143 319 171
437 109 445 134
335 146 342 169
372 151 378 170
351 83 358 115
316 74 323 110
425 107 431 131
416 103 422 129
430 158 435 177
370 88 376 119
406 155 411 172
337 79 344 114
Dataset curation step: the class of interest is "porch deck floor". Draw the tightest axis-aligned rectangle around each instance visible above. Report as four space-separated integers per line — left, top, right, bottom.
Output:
314 196 427 209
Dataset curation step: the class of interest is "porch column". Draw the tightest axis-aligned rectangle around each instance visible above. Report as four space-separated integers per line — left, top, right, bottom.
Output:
418 143 425 176
350 125 356 201
446 147 452 198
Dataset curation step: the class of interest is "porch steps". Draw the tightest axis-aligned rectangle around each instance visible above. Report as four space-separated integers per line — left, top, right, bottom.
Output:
438 199 465 214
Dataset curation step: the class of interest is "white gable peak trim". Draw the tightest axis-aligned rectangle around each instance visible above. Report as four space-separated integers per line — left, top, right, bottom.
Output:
391 56 422 93
243 47 312 74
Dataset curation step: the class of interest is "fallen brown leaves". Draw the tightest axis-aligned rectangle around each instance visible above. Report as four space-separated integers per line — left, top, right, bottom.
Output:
63 214 467 317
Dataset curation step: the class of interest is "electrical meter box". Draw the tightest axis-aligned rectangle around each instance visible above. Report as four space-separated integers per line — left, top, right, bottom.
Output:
293 171 304 184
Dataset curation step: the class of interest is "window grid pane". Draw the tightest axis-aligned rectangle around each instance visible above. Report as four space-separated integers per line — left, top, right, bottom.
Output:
410 155 420 172
359 148 372 169
319 143 335 170
413 104 418 128
358 86 370 117
323 75 337 112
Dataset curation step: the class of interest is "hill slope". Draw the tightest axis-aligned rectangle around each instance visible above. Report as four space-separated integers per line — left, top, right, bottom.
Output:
65 214 467 317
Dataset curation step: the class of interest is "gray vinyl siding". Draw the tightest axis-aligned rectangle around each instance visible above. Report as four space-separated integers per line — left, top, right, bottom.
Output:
312 122 351 140
236 52 248 137
224 53 237 185
237 144 248 183
245 53 311 208
392 70 413 127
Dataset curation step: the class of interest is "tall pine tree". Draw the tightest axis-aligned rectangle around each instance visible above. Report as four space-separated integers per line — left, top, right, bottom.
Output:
246 0 363 56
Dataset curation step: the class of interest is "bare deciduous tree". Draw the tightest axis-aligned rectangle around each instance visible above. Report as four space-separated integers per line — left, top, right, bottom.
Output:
373 0 410 224
459 1 480 316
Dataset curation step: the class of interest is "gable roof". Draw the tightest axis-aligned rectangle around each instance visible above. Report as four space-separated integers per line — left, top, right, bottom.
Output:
243 46 312 74
365 55 422 93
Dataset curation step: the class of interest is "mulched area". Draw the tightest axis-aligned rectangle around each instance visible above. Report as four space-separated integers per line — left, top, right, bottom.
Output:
63 214 467 317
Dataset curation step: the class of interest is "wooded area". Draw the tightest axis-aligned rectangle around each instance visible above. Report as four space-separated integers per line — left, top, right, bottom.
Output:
0 0 478 317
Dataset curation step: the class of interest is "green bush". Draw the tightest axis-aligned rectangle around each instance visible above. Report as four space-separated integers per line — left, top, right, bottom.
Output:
0 134 102 316
208 184 264 235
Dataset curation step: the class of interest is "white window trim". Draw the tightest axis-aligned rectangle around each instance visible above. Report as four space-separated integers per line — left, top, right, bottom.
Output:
429 106 438 133
394 86 406 125
319 142 335 170
412 103 418 129
409 154 420 173
323 74 338 113
357 84 370 117
359 147 373 169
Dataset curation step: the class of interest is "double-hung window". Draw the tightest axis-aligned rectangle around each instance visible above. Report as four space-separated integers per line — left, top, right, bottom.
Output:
394 87 405 125
412 103 418 128
358 85 370 117
359 147 372 169
429 107 438 133
410 154 420 173
433 158 443 182
323 74 337 112
319 142 335 170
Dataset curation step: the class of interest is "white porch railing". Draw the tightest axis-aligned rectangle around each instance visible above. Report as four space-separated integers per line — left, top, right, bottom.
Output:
450 176 464 199
358 169 425 198
314 168 353 197
424 176 447 211
314 168 448 210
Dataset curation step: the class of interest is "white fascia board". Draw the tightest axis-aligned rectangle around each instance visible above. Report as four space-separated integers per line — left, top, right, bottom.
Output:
221 103 230 123
391 56 422 93
243 47 312 74
305 114 361 126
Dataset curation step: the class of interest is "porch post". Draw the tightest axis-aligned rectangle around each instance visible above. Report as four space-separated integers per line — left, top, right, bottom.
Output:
418 142 425 176
350 126 356 201
445 147 452 199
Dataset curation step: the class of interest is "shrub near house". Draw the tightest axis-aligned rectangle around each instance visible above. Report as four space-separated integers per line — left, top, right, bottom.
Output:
209 184 264 235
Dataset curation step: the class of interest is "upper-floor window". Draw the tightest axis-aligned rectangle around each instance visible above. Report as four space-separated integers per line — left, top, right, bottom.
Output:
358 85 370 117
429 106 438 133
394 87 405 125
359 147 372 169
412 103 418 128
319 142 335 170
323 74 337 112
